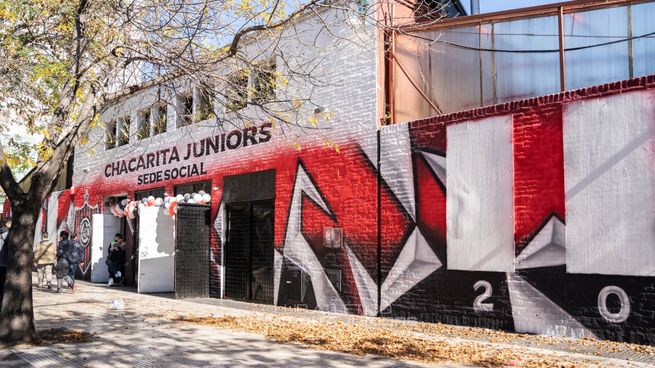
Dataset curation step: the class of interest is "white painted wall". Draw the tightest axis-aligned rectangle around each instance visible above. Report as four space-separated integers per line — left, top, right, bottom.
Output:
446 115 515 272
564 90 655 276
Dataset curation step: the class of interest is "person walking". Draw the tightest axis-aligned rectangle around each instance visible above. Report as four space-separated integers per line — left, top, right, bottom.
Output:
33 231 56 289
106 233 125 287
0 219 11 306
55 231 75 293
66 232 84 286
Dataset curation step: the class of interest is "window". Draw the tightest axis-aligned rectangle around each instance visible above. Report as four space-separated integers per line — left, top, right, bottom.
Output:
178 94 193 127
117 116 130 146
197 89 215 121
137 109 151 140
135 187 165 201
105 120 117 150
174 180 211 195
226 60 276 111
252 60 276 105
225 72 249 112
154 104 167 135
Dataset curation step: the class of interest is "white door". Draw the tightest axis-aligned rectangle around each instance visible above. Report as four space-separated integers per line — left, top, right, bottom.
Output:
91 213 121 283
138 206 175 293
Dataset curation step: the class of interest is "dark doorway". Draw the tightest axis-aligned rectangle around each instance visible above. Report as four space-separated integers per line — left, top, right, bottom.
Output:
224 200 274 304
175 204 211 298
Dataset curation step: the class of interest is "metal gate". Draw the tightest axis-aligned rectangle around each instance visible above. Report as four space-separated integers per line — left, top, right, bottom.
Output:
175 204 210 298
224 200 274 304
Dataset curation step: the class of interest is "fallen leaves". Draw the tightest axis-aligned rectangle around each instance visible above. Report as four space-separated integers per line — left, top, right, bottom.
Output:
172 315 603 367
37 328 94 345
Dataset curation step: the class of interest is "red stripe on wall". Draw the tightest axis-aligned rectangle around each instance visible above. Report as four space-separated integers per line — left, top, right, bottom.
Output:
513 105 565 251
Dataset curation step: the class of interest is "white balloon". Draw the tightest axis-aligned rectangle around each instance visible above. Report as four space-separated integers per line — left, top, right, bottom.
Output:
198 190 206 195
121 199 128 206
187 199 196 204
192 193 202 202
164 202 170 209
202 193 211 203
155 198 163 206
176 194 184 202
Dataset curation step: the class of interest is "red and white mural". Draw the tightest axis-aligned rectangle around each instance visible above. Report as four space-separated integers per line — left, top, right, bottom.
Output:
65 77 655 345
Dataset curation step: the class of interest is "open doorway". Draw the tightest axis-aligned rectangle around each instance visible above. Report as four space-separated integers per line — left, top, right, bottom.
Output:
224 200 274 303
221 170 276 305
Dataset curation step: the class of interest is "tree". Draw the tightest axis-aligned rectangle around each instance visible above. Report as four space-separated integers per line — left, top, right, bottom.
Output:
0 0 448 344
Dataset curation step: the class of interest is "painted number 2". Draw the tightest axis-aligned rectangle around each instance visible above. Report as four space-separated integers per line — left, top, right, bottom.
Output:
598 285 630 323
473 280 494 312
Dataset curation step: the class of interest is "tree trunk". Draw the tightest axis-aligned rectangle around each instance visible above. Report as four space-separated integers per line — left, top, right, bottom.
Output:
0 204 39 344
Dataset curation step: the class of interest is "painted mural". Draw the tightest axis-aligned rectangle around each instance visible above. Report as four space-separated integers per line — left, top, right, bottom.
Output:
66 78 655 345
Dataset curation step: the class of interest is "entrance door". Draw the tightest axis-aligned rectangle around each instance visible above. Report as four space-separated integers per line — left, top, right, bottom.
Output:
90 214 121 283
224 201 274 304
175 204 210 298
138 206 175 293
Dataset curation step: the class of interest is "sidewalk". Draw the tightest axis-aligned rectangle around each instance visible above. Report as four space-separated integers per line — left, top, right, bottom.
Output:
1 279 653 367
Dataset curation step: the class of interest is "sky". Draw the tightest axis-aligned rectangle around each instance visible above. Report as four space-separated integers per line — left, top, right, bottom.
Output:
460 0 571 14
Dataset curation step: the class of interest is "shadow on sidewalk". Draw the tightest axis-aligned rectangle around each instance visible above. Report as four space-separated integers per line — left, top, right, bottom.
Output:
27 303 425 367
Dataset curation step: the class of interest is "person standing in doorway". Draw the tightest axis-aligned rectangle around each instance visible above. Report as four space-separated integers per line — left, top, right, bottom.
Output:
0 219 11 306
33 231 56 289
106 233 125 287
55 231 75 293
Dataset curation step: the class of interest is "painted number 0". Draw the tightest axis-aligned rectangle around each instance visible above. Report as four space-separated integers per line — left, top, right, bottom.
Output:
473 280 494 312
597 285 630 323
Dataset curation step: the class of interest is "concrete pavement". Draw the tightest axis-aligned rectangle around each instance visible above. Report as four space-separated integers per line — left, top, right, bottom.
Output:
1 278 654 367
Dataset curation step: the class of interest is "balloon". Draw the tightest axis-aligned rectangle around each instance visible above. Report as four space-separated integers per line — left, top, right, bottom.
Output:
164 202 170 209
192 193 202 202
121 199 128 207
202 193 211 203
178 199 185 204
155 198 163 206
198 190 206 195
196 200 205 205
183 193 191 201
170 196 177 203
141 198 148 204
176 194 184 202
187 199 196 204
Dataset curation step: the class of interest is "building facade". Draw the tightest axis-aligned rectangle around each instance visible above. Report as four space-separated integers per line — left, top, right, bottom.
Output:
61 2 655 345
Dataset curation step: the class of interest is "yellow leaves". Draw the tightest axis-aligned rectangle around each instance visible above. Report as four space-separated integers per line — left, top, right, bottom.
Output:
323 139 340 153
273 71 288 88
307 115 317 128
0 8 16 21
79 134 89 146
292 99 302 109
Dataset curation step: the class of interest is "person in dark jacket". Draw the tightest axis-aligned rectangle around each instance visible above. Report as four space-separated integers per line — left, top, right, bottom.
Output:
106 233 125 287
0 219 11 305
66 232 84 285
55 231 75 293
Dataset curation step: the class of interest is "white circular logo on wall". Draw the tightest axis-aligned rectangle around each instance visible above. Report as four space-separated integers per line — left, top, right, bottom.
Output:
79 218 92 248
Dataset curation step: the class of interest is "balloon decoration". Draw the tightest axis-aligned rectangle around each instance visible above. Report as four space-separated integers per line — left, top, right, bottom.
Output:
108 191 212 219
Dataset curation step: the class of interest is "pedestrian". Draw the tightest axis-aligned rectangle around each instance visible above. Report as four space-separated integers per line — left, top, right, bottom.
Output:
55 231 75 293
0 219 11 306
66 232 84 285
106 233 125 287
33 231 56 289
